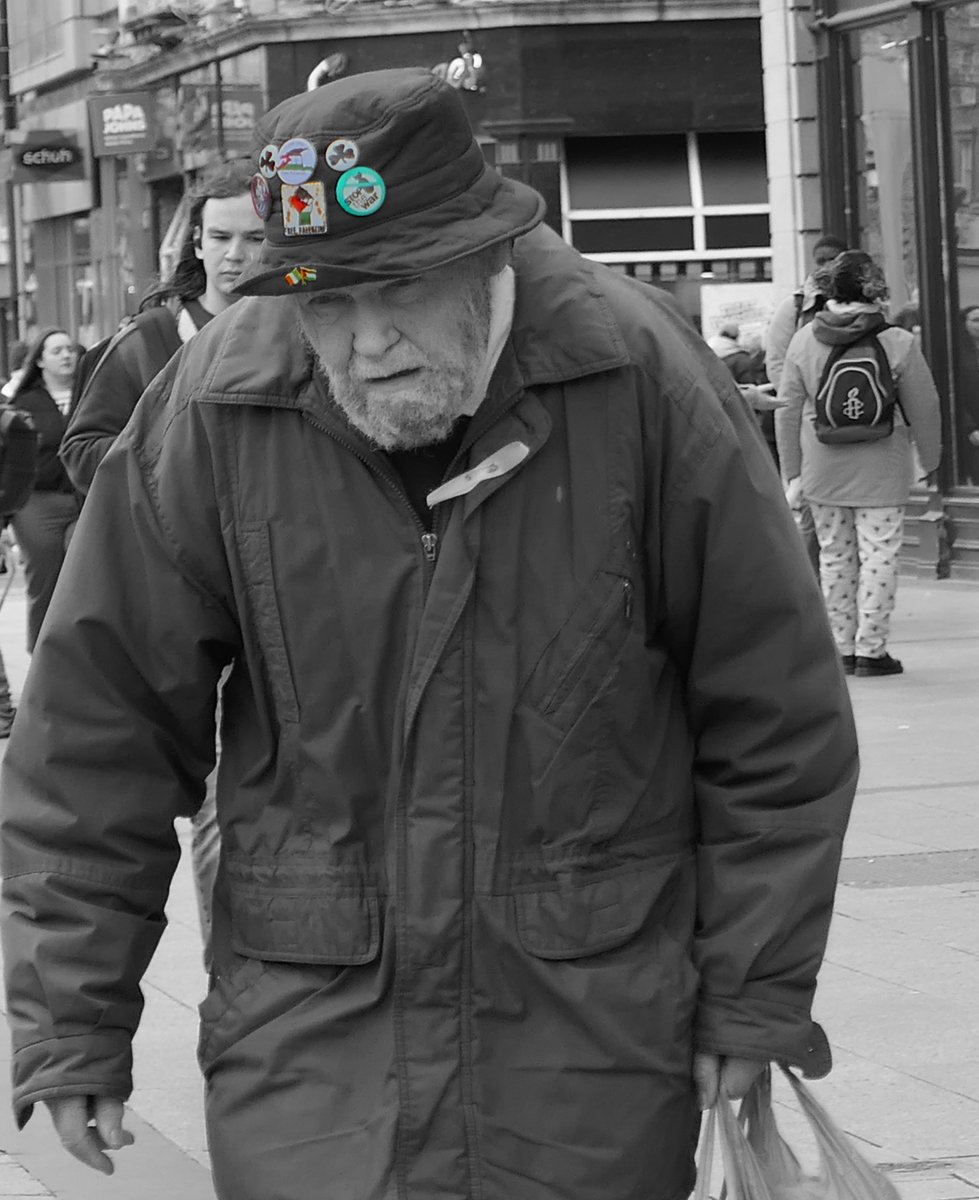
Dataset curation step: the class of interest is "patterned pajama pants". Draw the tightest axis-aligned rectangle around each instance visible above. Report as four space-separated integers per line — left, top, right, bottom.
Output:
808 503 904 659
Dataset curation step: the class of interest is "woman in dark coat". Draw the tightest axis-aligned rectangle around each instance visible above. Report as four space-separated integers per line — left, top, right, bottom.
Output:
957 306 979 486
7 328 81 651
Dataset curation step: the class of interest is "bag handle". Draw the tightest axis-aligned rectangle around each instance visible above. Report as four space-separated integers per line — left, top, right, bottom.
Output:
694 1105 717 1200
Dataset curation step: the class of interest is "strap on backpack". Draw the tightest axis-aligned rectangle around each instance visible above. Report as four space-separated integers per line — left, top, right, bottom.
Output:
125 305 183 387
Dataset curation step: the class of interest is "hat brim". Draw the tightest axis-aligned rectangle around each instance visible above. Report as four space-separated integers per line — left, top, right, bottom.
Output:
232 165 545 297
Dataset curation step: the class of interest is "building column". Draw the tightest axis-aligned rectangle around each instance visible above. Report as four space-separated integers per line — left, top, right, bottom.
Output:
760 0 823 299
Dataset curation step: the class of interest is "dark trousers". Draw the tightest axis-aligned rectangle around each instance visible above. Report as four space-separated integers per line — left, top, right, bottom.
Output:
11 490 81 652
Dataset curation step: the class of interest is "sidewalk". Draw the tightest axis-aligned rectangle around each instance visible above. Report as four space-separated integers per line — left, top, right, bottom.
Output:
0 572 976 1198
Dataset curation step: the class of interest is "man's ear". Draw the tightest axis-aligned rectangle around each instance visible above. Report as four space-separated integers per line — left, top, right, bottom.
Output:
192 228 203 260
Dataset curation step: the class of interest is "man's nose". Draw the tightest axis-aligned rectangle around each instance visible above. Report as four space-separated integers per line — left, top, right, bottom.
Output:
224 235 249 262
350 296 399 358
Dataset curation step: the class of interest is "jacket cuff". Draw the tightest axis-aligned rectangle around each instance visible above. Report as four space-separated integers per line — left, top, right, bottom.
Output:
11 1031 133 1130
694 994 832 1080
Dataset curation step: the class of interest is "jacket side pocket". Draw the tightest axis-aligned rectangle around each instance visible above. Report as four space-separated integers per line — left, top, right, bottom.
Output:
514 855 684 960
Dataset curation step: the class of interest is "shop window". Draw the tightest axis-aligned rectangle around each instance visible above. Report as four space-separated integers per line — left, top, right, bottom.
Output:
698 132 769 206
705 213 770 250
563 131 772 327
8 0 63 69
565 135 691 209
573 218 694 255
849 21 918 314
946 4 979 487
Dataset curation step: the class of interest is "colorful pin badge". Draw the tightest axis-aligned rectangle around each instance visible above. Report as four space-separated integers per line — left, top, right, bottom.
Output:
276 137 317 185
336 167 386 217
324 138 359 172
281 182 327 237
250 173 272 221
285 266 318 287
258 143 279 179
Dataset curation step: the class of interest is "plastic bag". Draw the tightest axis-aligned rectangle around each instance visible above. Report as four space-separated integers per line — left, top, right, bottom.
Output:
694 1098 776 1200
774 1065 903 1199
695 1066 902 1200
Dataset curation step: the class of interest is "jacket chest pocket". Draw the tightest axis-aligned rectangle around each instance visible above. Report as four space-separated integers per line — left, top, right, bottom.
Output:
236 521 300 724
529 570 635 735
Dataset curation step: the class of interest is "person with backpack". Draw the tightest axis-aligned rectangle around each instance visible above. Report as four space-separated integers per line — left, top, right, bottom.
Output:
765 235 849 572
59 160 263 971
60 159 263 495
775 250 942 677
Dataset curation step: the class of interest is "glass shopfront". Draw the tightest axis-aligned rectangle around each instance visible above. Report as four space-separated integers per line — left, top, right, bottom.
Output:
818 0 979 490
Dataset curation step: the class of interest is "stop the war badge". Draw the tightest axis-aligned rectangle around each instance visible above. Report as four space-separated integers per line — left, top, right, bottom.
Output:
281 182 327 237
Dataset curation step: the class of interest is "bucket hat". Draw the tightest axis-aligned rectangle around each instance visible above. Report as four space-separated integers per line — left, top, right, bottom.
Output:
232 68 546 297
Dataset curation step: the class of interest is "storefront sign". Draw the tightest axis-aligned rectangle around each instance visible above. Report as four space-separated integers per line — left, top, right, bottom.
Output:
10 131 86 183
177 85 264 155
89 93 155 156
700 282 776 346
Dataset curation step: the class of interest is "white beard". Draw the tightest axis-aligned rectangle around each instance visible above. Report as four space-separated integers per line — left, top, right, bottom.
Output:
306 287 492 452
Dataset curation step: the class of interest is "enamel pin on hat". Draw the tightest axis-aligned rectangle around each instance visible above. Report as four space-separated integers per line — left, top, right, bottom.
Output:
276 137 317 185
250 173 272 221
325 138 359 171
282 182 327 237
335 167 386 217
258 143 279 179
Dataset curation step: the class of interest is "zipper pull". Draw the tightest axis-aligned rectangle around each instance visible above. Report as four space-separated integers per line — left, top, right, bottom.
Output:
623 579 634 622
421 532 438 563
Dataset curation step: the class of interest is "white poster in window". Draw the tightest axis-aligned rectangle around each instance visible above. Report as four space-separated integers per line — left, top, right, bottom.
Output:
700 282 776 346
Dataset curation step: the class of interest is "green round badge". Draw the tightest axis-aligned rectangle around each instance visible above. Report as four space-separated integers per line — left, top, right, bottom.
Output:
335 167 386 217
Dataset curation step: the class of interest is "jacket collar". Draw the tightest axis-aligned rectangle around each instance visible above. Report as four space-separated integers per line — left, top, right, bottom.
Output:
183 224 630 417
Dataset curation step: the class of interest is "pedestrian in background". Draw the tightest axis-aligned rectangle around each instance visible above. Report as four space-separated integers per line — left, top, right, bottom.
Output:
709 323 781 464
2 69 858 1200
955 304 979 485
5 329 80 652
59 160 263 973
776 250 942 677
0 341 28 401
766 234 849 572
61 160 264 495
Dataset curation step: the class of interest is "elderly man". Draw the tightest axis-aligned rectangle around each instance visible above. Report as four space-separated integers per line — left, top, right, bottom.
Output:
1 70 858 1200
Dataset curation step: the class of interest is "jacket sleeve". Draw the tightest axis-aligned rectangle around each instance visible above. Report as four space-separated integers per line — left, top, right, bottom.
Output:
60 333 149 495
763 295 799 390
774 340 809 483
1 365 241 1127
642 308 858 1080
894 337 943 474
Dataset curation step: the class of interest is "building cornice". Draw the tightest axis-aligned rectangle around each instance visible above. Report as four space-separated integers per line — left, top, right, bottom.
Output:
99 1 760 89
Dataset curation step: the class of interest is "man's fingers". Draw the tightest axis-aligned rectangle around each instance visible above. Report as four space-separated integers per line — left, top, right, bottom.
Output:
719 1056 768 1101
45 1095 130 1175
93 1096 134 1151
692 1051 720 1111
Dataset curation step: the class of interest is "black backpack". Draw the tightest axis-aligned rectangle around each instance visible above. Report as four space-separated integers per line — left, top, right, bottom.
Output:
0 406 38 516
813 330 901 445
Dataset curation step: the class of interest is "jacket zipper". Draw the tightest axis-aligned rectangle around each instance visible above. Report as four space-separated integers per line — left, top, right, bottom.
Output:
302 411 439 572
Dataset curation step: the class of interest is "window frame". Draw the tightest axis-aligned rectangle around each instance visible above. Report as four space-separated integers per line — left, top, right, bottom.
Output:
560 131 771 265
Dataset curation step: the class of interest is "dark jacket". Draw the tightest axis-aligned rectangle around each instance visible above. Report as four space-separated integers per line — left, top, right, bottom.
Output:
1 227 859 1200
7 386 73 494
60 306 184 495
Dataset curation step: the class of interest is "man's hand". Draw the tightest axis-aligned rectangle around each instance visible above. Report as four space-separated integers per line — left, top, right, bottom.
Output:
739 384 786 413
784 476 804 510
45 1095 134 1175
692 1052 768 1110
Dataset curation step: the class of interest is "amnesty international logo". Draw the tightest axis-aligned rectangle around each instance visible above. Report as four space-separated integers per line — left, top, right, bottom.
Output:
842 387 865 421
